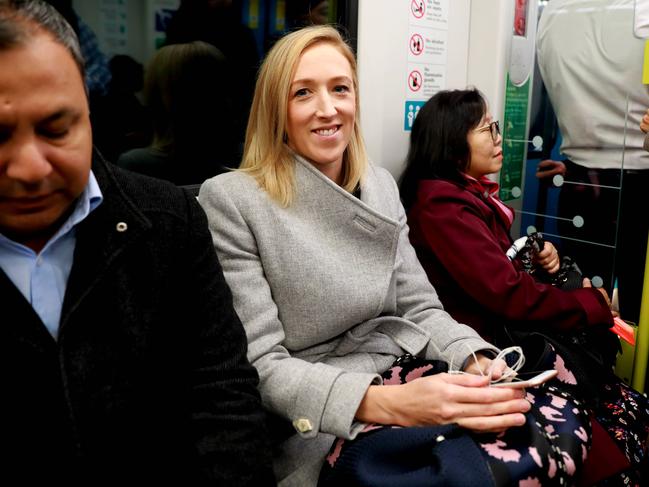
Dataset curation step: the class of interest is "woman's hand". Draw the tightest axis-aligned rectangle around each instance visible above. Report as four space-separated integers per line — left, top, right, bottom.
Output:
463 353 508 380
535 241 560 274
583 277 618 316
356 372 530 434
536 159 566 179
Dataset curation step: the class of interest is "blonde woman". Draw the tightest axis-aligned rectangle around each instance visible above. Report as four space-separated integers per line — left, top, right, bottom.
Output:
199 26 528 485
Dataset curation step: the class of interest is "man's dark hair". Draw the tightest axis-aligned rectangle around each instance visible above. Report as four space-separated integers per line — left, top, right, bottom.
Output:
0 0 84 79
399 88 487 209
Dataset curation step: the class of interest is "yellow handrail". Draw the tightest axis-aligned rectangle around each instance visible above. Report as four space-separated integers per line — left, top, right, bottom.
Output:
631 230 649 392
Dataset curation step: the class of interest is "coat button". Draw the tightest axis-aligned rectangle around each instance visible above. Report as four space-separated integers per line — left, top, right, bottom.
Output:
116 222 128 232
292 418 313 433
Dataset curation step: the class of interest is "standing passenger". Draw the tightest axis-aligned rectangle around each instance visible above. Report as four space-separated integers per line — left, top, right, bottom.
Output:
0 1 274 484
199 26 530 486
535 0 649 324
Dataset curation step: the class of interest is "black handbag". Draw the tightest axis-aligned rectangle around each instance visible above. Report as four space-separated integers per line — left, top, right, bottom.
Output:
515 232 583 290
503 232 620 403
496 324 619 404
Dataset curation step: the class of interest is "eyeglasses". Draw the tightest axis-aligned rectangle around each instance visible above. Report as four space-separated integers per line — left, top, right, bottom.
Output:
474 120 500 143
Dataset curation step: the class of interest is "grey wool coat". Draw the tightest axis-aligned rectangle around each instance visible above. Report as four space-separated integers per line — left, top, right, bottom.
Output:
198 155 497 486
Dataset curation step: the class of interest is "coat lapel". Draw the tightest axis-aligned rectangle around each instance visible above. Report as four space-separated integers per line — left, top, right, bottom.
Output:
59 156 151 337
293 155 400 231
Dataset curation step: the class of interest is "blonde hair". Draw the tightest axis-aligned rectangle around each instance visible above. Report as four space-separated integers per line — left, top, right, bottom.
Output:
240 25 368 207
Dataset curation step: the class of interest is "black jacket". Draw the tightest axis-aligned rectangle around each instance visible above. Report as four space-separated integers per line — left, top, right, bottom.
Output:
1 155 275 485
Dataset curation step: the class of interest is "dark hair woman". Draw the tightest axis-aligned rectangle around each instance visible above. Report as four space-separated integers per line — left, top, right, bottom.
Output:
400 88 649 485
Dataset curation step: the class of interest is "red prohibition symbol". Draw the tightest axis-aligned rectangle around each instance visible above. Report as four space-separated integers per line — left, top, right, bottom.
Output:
410 33 424 55
408 70 422 92
411 0 425 18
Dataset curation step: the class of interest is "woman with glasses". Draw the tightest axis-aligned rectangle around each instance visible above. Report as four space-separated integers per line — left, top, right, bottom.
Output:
400 88 613 342
400 89 649 484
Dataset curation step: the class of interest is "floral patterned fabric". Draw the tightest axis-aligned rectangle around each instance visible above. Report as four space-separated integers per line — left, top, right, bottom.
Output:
592 380 649 486
532 341 649 486
481 383 590 486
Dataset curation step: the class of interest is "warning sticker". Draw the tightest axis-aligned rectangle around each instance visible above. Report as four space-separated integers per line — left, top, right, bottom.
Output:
403 0 448 131
406 63 445 100
407 26 447 64
410 0 449 29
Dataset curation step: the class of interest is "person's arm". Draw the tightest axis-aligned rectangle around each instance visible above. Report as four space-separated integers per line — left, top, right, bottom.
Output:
380 172 500 364
352 173 530 433
356 369 529 433
536 159 566 180
182 191 275 485
415 187 612 330
198 176 379 441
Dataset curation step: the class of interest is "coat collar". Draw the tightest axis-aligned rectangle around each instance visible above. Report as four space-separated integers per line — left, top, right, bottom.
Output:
292 154 399 227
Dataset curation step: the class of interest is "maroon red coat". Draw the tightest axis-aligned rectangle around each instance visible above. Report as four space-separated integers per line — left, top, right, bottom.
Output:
406 178 612 342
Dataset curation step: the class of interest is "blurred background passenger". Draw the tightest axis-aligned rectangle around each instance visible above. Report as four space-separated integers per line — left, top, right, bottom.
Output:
45 0 111 98
117 41 236 185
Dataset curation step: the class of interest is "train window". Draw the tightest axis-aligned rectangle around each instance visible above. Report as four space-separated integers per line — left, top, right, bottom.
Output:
66 0 357 186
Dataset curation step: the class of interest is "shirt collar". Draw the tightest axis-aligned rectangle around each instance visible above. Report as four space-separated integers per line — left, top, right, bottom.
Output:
44 170 103 249
69 170 103 227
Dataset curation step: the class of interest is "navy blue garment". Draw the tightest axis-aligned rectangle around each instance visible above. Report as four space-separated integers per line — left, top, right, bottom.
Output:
320 423 494 487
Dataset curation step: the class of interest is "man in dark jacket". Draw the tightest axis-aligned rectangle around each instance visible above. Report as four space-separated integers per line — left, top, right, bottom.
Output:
0 1 274 484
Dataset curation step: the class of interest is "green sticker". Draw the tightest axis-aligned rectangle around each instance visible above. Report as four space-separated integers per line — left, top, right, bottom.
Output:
499 74 530 201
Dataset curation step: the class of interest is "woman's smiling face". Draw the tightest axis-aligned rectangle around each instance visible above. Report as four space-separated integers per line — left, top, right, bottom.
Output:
285 42 355 184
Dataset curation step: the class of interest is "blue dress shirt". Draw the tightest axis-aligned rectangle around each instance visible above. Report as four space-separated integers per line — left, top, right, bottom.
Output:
0 171 103 339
